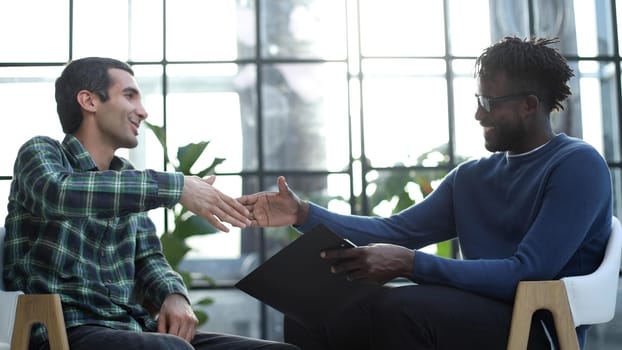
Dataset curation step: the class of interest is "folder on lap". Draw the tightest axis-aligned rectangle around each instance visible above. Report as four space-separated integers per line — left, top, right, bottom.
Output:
235 224 382 326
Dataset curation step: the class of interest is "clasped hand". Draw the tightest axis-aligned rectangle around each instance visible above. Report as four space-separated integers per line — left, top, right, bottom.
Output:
180 175 251 232
321 243 415 285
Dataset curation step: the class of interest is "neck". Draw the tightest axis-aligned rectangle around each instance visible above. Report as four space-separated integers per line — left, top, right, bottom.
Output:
532 127 555 149
73 129 115 171
509 116 555 155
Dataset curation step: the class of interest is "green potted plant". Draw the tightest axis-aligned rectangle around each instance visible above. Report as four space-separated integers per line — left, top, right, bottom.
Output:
144 121 224 325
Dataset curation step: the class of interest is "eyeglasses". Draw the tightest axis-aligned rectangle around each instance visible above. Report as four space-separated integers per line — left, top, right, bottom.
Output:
475 93 534 112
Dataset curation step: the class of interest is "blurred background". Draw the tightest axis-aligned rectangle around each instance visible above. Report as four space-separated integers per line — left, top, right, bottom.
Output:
0 0 621 347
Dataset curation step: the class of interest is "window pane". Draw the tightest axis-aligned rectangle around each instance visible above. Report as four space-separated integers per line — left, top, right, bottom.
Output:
573 0 615 56
359 0 445 57
447 0 492 56
260 0 347 59
73 0 130 59
577 61 620 162
362 59 449 167
489 0 529 42
261 174 351 215
491 0 613 57
166 0 253 61
191 289 260 336
0 0 69 62
261 63 349 171
132 65 165 172
129 0 164 61
452 60 491 161
0 67 64 175
166 63 254 173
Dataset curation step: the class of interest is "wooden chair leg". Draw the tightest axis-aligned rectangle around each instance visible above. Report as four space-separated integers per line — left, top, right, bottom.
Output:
507 281 579 350
11 294 69 350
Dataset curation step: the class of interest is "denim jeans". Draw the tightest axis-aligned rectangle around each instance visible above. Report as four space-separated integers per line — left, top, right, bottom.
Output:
284 284 552 350
31 325 300 350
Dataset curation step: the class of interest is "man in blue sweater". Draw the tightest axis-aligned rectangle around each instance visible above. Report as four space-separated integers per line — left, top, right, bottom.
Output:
237 36 613 349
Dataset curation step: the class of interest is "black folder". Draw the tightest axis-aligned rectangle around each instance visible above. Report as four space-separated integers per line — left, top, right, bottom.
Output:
235 224 382 326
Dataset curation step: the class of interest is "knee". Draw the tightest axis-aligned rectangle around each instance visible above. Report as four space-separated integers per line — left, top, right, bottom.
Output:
152 334 194 350
370 287 431 326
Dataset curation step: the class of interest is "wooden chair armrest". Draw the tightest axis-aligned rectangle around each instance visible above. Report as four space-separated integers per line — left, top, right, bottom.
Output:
11 294 69 350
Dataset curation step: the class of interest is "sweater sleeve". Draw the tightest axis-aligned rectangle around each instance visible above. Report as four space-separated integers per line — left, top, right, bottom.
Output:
297 170 459 248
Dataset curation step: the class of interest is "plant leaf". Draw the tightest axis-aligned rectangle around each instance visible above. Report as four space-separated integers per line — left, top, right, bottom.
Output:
194 309 208 325
160 233 190 269
196 157 226 178
178 270 193 289
177 142 209 175
173 215 219 239
144 121 166 149
196 296 214 306
143 122 172 165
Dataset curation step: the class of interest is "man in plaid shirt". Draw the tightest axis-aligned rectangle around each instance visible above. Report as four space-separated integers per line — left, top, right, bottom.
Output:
3 57 299 350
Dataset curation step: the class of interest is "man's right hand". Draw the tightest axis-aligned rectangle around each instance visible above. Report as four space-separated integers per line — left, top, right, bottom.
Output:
179 175 250 232
237 176 309 227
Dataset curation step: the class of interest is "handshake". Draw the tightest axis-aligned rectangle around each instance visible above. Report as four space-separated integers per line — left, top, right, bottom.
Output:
180 175 307 232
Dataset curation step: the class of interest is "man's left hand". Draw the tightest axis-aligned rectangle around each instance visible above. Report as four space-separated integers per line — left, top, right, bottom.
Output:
322 243 415 284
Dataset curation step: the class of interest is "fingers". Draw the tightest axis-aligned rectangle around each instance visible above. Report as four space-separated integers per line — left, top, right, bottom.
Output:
277 176 290 195
217 192 252 226
206 205 249 232
179 323 196 343
236 194 256 206
220 192 250 218
205 215 230 233
157 315 195 342
321 246 357 259
199 176 250 224
183 176 251 230
157 312 167 334
204 175 216 185
158 294 198 342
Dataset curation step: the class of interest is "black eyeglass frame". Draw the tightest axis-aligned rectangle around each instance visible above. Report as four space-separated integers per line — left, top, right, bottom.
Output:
475 92 537 112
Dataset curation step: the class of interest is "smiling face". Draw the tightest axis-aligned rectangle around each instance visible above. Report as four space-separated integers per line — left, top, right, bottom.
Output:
92 68 148 151
475 73 530 154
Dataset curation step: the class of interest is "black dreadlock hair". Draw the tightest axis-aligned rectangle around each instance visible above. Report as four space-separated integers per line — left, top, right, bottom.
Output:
475 36 574 113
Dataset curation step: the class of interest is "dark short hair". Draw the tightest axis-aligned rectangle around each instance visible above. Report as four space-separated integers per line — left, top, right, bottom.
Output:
55 57 134 134
475 36 574 113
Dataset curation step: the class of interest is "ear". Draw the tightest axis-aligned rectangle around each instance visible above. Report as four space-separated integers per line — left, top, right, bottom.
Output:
524 95 540 113
76 90 97 113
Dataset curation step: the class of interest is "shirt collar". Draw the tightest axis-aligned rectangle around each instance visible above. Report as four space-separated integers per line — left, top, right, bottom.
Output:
506 134 564 159
61 134 129 171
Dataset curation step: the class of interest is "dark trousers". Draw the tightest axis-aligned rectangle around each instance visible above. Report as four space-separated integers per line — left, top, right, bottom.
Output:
32 325 300 350
284 284 552 350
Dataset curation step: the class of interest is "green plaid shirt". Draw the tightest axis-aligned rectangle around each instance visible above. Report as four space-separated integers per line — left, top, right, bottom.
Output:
3 135 188 345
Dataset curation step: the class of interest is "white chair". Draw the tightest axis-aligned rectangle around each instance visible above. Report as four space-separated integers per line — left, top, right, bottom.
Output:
0 226 69 350
507 216 622 350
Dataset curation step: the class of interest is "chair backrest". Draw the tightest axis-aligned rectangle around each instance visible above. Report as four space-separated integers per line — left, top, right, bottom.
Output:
562 216 622 327
0 225 22 349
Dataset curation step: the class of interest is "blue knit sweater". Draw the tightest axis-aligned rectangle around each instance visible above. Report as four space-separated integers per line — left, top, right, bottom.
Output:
297 134 612 347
